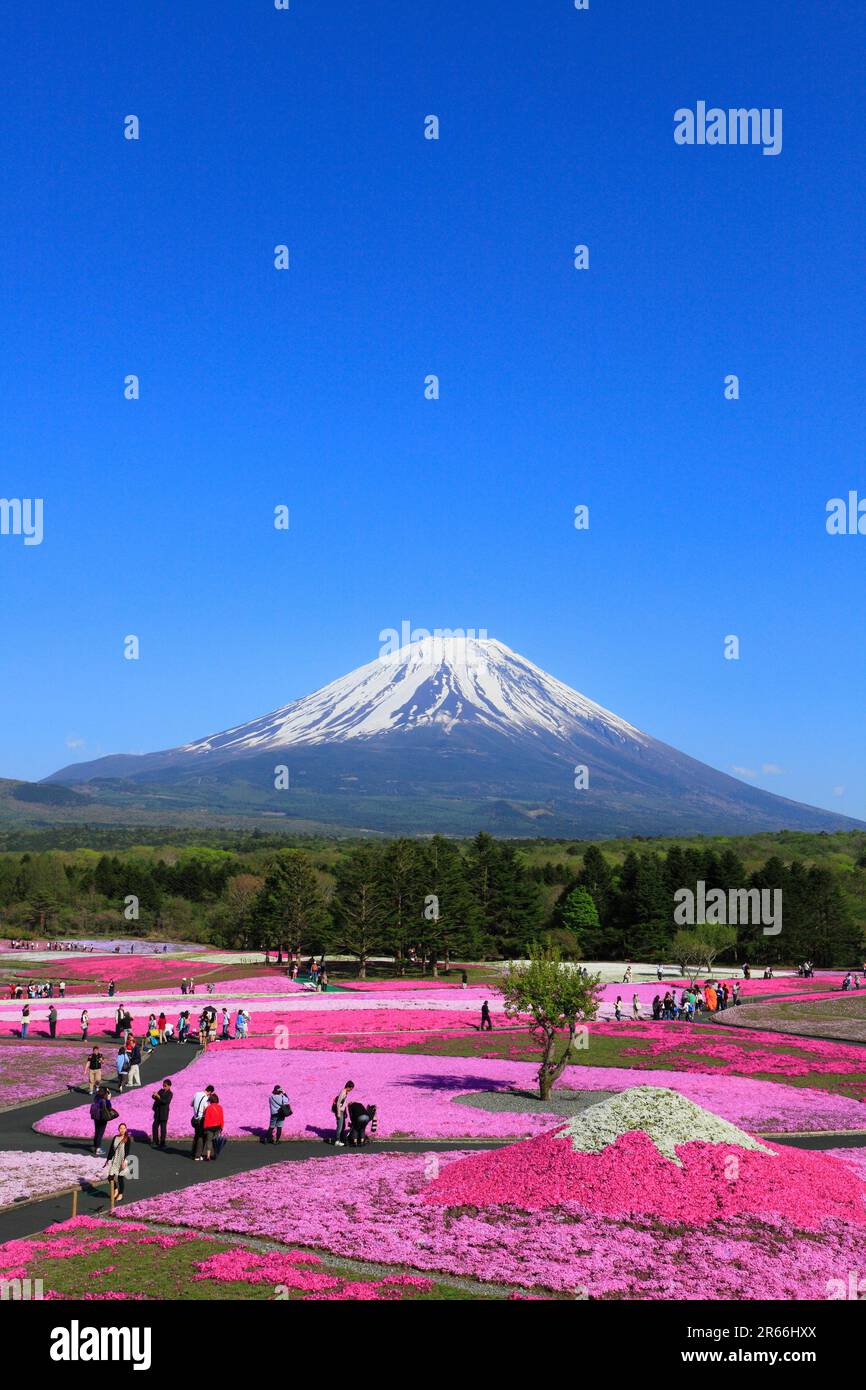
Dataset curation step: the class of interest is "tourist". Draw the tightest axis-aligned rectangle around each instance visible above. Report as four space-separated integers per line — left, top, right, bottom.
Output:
181 978 188 995
332 1080 354 1146
202 1092 225 1161
81 1008 89 1041
656 964 663 981
461 970 468 989
235 1008 250 1039
107 980 116 998
48 1003 57 1038
704 983 717 1012
90 1086 114 1156
86 1046 104 1094
623 964 632 985
177 1010 190 1043
127 1038 142 1089
632 993 640 1021
104 1123 133 1204
151 1078 173 1149
157 1012 167 1044
266 1084 292 1144
480 1000 493 1032
191 1084 215 1160
733 982 741 1006
652 994 662 1021
319 968 329 992
614 996 623 1022
347 1099 376 1147
21 1003 29 1039
59 980 65 998
220 1007 231 1041
115 1045 129 1093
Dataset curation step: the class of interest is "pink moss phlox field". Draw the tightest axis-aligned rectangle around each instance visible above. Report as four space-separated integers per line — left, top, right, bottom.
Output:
118 1150 866 1300
610 1025 866 1083
191 1247 434 1300
34 1048 568 1141
0 1151 105 1208
424 1128 866 1228
0 1044 98 1106
0 1215 201 1282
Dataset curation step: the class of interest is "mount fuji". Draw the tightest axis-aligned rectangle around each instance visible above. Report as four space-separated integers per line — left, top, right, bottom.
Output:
44 636 861 836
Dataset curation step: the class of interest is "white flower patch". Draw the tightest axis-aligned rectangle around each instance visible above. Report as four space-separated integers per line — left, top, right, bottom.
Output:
558 1085 776 1167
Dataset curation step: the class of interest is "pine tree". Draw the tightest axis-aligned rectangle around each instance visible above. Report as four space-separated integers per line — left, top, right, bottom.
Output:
252 850 327 955
328 845 387 979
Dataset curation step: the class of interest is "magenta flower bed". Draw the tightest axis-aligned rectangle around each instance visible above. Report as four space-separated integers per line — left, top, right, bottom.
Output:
34 1048 570 1142
119 1149 866 1299
0 1215 435 1301
425 1128 866 1229
34 1047 866 1144
0 1044 92 1107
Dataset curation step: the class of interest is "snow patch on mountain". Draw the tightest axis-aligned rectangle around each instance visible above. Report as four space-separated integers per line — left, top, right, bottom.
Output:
179 637 648 754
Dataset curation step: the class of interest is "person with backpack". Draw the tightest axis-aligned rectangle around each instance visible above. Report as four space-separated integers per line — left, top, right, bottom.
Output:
332 1080 354 1146
151 1078 173 1148
266 1085 292 1144
202 1092 224 1160
191 1084 215 1160
115 1045 129 1093
90 1087 115 1156
104 1123 133 1204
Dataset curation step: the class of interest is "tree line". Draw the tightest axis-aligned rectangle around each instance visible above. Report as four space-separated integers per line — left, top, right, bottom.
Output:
0 835 862 969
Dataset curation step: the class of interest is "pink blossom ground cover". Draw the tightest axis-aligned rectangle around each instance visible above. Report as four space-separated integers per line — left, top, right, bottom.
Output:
0 1214 438 1301
425 1128 866 1229
0 1151 106 1209
605 1022 866 1087
119 1149 866 1299
34 1046 866 1143
3 956 197 987
0 1043 93 1107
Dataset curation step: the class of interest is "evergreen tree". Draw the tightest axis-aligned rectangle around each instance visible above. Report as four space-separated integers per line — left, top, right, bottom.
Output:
252 850 327 954
327 845 387 978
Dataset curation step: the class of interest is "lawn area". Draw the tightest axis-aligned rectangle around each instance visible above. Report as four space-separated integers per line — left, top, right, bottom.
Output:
2 1216 501 1300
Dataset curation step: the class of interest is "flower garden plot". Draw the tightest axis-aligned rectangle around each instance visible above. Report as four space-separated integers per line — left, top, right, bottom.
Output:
0 1042 100 1108
0 1216 469 1301
34 1043 866 1143
717 994 866 1044
0 1151 106 1210
119 1087 866 1300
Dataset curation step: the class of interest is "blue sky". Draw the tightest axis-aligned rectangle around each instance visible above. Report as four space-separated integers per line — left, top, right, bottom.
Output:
1 1 864 820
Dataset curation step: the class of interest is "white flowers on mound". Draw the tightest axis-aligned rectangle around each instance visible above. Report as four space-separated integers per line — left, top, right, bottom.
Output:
559 1085 775 1166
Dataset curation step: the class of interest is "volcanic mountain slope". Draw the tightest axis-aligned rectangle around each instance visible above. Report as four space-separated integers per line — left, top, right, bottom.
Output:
44 636 863 836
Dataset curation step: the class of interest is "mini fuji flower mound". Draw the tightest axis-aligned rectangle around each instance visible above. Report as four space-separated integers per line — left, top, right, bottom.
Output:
424 1085 866 1230
556 1085 775 1165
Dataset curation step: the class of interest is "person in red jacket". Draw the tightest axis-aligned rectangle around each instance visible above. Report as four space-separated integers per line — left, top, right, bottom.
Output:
202 1093 225 1161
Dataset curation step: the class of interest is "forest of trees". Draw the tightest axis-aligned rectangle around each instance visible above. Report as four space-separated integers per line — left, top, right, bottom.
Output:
0 831 863 969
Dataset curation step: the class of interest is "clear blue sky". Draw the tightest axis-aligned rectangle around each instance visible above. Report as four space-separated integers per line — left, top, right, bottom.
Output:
1 1 864 819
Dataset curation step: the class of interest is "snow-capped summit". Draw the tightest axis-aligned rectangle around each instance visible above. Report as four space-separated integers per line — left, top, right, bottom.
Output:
178 635 647 755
